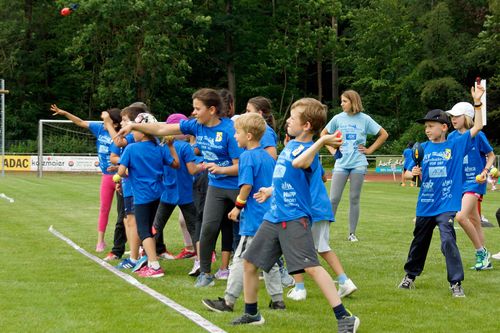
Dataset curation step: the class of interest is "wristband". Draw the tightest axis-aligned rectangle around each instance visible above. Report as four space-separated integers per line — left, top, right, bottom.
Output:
235 195 247 209
474 102 482 108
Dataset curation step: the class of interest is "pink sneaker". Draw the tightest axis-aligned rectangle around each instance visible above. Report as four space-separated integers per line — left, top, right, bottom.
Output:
137 266 165 278
103 252 119 261
175 247 196 260
95 241 106 252
158 250 175 260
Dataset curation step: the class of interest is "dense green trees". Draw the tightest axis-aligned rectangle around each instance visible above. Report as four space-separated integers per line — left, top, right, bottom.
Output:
1 0 497 153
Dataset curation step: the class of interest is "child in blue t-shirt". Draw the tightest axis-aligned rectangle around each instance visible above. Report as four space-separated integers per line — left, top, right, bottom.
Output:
50 104 122 253
401 141 416 187
398 85 485 297
446 102 495 271
230 98 359 332
153 114 205 263
202 113 284 313
118 113 179 278
116 88 244 287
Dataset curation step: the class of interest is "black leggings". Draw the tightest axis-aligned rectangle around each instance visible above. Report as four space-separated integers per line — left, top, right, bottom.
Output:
135 199 160 241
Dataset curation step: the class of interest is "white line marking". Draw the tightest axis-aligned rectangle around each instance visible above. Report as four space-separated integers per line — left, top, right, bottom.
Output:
48 226 227 333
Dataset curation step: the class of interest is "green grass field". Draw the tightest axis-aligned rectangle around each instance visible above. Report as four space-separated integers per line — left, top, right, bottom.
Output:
1 173 499 333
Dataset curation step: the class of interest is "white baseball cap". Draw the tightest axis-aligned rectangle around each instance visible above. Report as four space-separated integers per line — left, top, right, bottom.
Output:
446 102 474 119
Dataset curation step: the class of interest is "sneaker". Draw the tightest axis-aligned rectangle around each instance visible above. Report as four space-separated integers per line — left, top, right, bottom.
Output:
214 268 230 280
103 252 119 261
473 249 492 271
347 234 358 242
158 250 175 260
268 300 286 310
137 266 165 278
450 282 465 297
188 259 201 276
481 215 494 228
398 275 415 289
175 247 196 260
116 258 136 270
95 241 106 252
202 297 234 312
338 278 358 298
492 252 500 260
259 271 264 280
131 255 148 272
279 266 295 287
286 288 307 301
231 312 265 325
194 272 215 288
338 314 360 333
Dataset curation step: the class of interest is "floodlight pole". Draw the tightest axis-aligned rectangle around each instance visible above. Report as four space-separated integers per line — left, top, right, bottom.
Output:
0 79 9 177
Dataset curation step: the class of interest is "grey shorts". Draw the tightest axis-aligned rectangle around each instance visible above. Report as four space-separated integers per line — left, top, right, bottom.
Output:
242 218 320 274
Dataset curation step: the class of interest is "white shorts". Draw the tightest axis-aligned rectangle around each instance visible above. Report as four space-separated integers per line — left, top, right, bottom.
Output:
311 220 331 253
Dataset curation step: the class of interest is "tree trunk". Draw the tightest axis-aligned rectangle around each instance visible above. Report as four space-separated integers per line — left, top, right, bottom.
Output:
225 0 236 101
331 16 339 105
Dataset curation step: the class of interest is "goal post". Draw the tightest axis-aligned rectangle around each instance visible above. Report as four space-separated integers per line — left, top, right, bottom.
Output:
37 119 102 177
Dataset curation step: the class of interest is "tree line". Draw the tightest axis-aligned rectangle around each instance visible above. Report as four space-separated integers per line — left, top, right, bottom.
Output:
1 0 498 153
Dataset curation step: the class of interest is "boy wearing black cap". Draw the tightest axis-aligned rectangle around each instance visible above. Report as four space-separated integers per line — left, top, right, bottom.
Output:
398 84 485 297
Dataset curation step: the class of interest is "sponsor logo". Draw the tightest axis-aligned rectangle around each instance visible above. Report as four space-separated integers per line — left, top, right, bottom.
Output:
215 132 223 142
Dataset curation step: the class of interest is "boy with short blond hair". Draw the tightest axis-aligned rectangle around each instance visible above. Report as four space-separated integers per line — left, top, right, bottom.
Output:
230 98 360 333
202 112 284 312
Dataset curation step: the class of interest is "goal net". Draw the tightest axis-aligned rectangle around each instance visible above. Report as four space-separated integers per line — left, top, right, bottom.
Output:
37 120 102 177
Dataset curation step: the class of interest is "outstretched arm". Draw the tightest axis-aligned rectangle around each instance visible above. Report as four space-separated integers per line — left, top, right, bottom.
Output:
116 122 182 138
469 85 485 138
50 104 89 129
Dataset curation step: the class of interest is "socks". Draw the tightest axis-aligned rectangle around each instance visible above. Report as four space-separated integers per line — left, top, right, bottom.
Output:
245 303 258 316
338 273 348 285
476 247 485 253
149 261 160 270
295 282 305 290
333 304 349 320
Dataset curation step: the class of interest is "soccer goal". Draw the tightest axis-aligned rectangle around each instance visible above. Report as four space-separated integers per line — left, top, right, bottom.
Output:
37 120 102 177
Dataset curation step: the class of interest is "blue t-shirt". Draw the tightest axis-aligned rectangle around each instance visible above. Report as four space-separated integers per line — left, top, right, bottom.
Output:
110 134 135 198
120 141 174 205
447 130 493 195
324 112 382 169
260 125 278 149
88 122 114 174
311 166 335 223
264 140 317 223
406 131 473 217
403 148 413 170
179 118 243 189
160 140 197 205
238 147 276 236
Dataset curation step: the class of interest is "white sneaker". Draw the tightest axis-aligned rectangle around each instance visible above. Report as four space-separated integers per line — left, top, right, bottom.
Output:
347 234 359 242
338 278 358 298
188 259 200 276
492 252 500 260
286 288 307 301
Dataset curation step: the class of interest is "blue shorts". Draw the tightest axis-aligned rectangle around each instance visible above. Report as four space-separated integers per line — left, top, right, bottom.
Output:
333 165 367 175
124 196 135 215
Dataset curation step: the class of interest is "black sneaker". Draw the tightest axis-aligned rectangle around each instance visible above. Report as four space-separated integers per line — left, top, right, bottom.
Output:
338 314 360 333
231 312 265 325
268 300 286 310
202 297 234 312
398 275 415 289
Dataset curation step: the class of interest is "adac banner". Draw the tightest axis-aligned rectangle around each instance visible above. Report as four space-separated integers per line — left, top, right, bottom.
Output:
375 156 403 174
3 155 101 172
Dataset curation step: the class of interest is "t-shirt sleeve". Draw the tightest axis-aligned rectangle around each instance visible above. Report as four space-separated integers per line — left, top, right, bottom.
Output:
260 127 277 149
238 153 254 187
182 143 197 164
179 119 196 136
109 143 120 156
365 115 382 135
477 132 493 155
88 122 101 138
324 116 337 134
125 133 135 145
120 145 131 168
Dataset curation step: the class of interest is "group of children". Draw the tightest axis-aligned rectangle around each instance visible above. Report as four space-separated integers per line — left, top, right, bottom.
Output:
51 82 497 332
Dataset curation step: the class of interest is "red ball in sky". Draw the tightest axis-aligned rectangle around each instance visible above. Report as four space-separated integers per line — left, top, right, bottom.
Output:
60 8 72 16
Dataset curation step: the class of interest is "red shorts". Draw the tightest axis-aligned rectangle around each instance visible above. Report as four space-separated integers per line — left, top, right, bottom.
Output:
463 191 483 202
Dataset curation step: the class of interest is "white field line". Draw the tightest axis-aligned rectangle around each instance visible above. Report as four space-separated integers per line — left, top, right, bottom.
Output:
48 226 227 333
